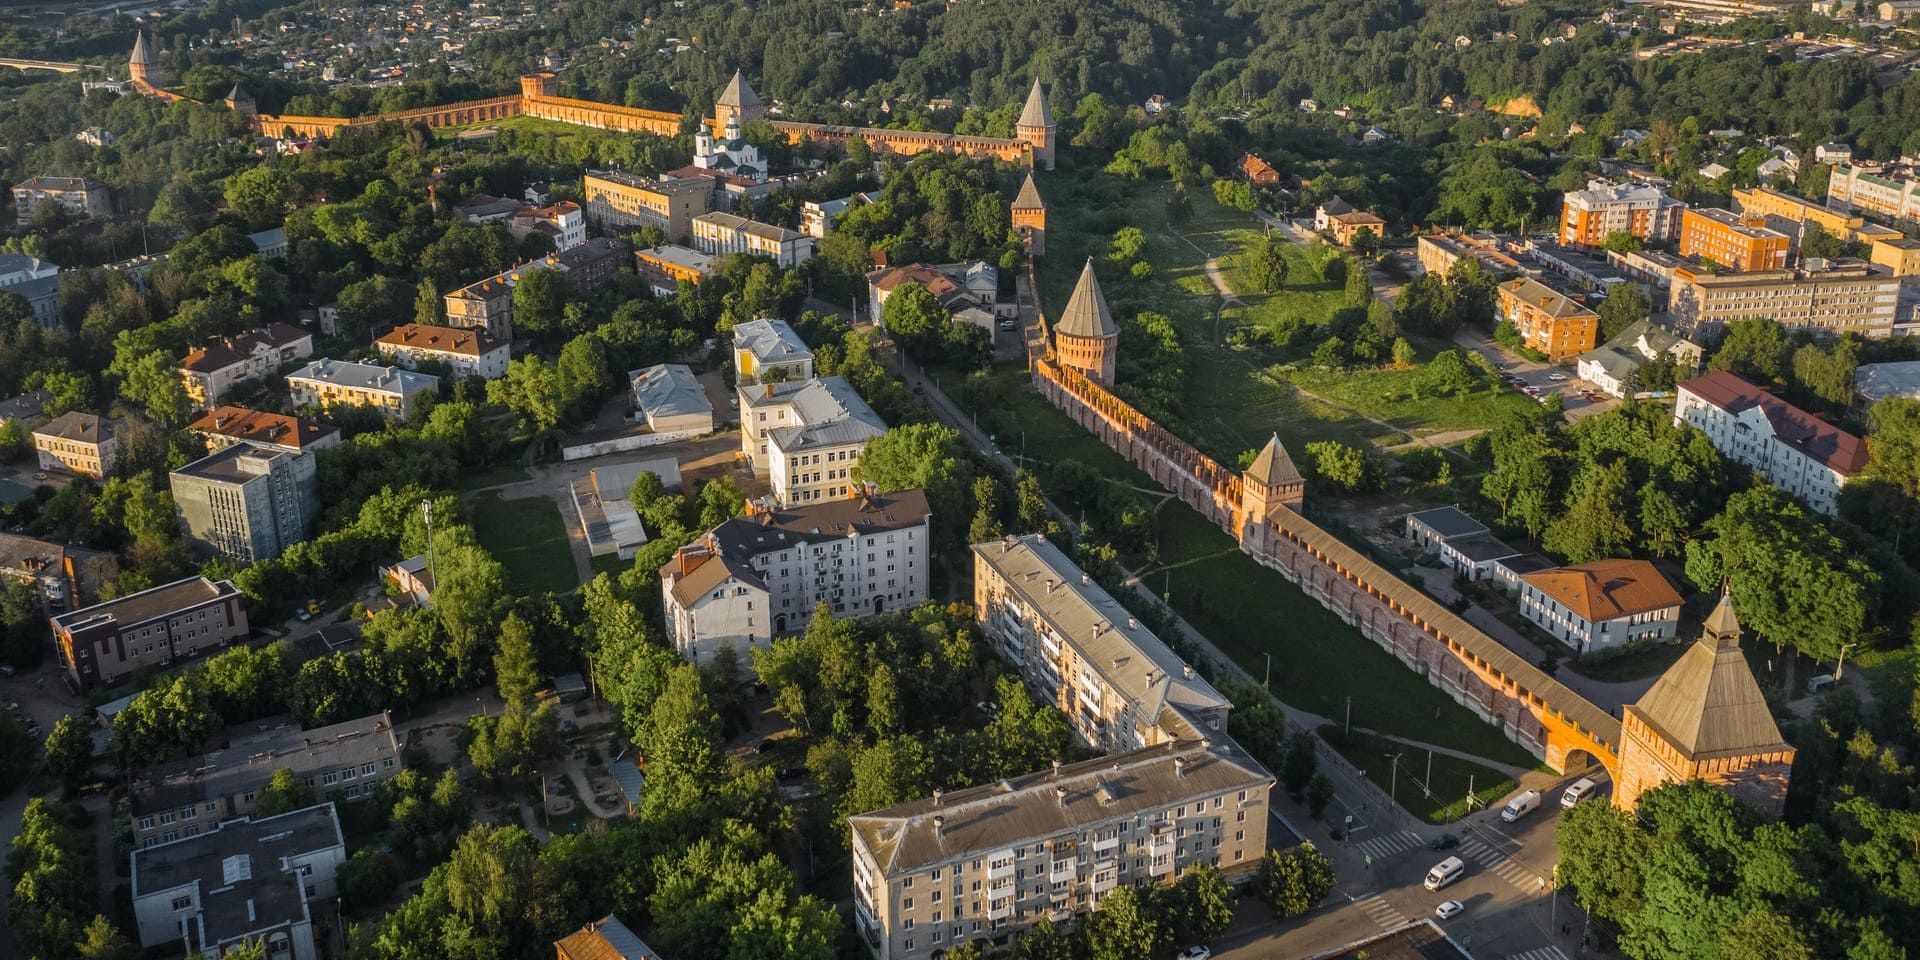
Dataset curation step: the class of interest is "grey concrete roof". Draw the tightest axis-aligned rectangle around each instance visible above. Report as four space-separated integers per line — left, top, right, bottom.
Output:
1447 533 1523 564
694 211 804 243
750 377 886 452
630 364 711 420
131 804 342 950
53 575 233 633
732 318 813 365
850 739 1269 877
1855 361 1920 404
130 712 402 817
709 489 930 558
973 534 1228 723
1406 506 1488 541
171 442 293 485
34 411 113 444
288 359 438 395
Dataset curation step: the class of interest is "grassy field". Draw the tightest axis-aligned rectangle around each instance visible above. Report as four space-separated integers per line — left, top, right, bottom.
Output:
1319 726 1520 825
467 492 580 596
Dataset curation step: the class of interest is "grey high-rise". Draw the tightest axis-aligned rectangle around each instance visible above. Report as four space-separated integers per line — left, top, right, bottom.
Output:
170 443 316 562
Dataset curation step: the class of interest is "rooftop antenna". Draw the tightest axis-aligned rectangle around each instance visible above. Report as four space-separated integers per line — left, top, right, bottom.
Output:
422 499 436 588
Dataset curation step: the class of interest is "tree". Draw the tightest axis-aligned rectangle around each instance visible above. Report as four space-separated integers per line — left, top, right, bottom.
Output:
509 268 572 339
968 474 1004 543
1542 460 1636 562
1082 885 1169 960
1709 317 1790 385
1801 221 1845 260
1161 863 1235 946
488 355 565 430
1282 731 1319 799
443 823 537 936
1245 234 1289 293
852 423 975 546
1307 772 1335 819
1391 337 1416 368
73 914 139 960
1596 284 1651 342
466 702 559 787
256 768 316 816
1349 226 1380 257
1602 230 1645 253
1012 918 1076 960
881 283 950 357
1304 440 1385 494
1014 470 1049 533
1108 226 1148 264
1343 255 1372 305
492 614 540 706
1685 487 1875 659
338 849 402 911
42 714 94 787
115 350 191 425
1556 797 1649 922
1259 842 1337 917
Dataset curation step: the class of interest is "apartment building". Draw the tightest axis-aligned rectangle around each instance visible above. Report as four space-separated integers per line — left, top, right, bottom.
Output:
582 170 712 242
375 323 510 380
803 191 881 238
179 323 314 409
738 377 888 505
170 443 317 563
52 576 248 689
868 262 1004 333
441 239 626 341
660 489 931 668
0 252 62 328
130 713 399 849
1559 180 1686 248
556 916 661 960
190 406 340 456
131 803 345 960
1415 233 1524 278
1518 559 1683 657
1731 186 1901 244
1678 208 1790 271
1870 237 1920 278
509 201 585 251
0 532 113 612
1495 277 1600 361
849 738 1272 960
32 412 117 478
12 175 111 224
973 534 1230 752
287 359 440 420
634 244 717 295
691 211 817 268
1675 370 1866 515
1668 258 1900 339
733 317 815 383
1827 162 1920 223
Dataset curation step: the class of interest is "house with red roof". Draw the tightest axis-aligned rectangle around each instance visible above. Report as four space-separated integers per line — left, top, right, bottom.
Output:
1674 370 1866 516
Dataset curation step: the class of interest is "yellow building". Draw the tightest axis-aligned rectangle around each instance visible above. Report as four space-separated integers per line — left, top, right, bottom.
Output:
1669 259 1900 338
1678 208 1790 272
32 412 116 478
1870 237 1920 277
1496 278 1599 361
1732 186 1902 244
581 170 712 243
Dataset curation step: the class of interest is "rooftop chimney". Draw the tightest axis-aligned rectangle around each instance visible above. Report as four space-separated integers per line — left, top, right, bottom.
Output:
1055 785 1067 806
932 788 943 806
1174 756 1188 778
1052 758 1062 777
1182 663 1194 680
933 814 945 836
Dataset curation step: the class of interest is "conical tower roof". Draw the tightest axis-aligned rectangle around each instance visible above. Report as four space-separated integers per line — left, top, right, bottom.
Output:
1055 259 1116 339
131 31 155 65
1012 173 1044 211
717 70 761 108
1626 597 1789 762
226 83 253 102
1019 78 1053 128
1702 588 1741 640
1246 434 1302 486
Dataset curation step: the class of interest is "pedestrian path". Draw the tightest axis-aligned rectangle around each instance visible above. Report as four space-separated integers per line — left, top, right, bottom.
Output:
1352 829 1423 861
1507 946 1570 960
1459 835 1543 889
1358 893 1407 930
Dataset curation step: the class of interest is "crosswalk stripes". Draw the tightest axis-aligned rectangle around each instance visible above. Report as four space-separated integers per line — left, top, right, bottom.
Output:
1358 894 1407 930
1352 829 1423 861
1458 835 1542 889
1505 946 1570 960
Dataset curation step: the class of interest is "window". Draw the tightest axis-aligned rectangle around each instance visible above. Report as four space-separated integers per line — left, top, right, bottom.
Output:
138 817 154 830
171 896 192 911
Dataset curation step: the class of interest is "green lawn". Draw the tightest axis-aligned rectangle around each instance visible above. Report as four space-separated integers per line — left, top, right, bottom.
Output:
467 492 580 596
1319 726 1519 825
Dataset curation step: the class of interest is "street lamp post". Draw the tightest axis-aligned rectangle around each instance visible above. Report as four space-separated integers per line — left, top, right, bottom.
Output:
1387 752 1404 806
1345 696 1352 737
1835 641 1859 681
1263 652 1271 690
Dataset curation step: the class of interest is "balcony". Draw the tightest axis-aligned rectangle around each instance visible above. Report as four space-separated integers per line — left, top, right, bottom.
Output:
1090 872 1117 894
1050 859 1076 882
987 898 1014 921
1091 835 1119 856
1039 631 1062 659
1148 855 1173 877
987 858 1015 881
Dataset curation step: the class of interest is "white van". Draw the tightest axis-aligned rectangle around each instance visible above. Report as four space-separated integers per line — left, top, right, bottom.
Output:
1425 856 1466 891
1501 789 1543 823
1561 778 1599 808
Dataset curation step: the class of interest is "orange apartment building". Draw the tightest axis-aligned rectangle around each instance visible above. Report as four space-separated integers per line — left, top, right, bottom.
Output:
1497 277 1600 361
1679 208 1790 271
1560 180 1686 248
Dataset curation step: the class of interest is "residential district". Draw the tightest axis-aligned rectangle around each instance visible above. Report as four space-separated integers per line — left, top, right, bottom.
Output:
0 2 1914 960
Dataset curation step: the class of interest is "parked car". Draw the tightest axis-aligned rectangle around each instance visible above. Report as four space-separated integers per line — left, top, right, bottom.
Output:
1435 899 1465 920
1428 833 1459 850
1547 372 1568 381
1177 948 1213 960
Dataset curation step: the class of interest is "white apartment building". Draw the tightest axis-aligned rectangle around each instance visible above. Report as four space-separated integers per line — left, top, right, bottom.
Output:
733 317 815 383
849 739 1273 960
131 803 345 960
375 323 511 380
1674 370 1866 515
287 359 440 420
692 211 817 267
972 534 1231 753
509 201 587 251
739 376 887 505
659 489 931 668
1517 559 1683 657
1828 162 1920 223
802 191 881 238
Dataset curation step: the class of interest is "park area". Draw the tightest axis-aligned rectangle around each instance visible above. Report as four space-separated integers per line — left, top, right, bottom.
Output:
467 491 581 596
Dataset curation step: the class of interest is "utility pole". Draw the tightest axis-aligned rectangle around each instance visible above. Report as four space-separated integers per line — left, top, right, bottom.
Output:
1388 752 1403 806
1263 652 1271 690
1345 696 1352 737
1425 750 1433 800
422 499 437 588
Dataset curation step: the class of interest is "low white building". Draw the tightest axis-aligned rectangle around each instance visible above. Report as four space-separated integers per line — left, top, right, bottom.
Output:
732 317 815 383
630 363 714 437
1674 371 1866 516
509 201 586 251
130 803 346 960
375 323 510 380
287 359 440 420
1518 558 1683 657
801 191 880 238
1574 320 1702 399
739 376 888 505
691 211 816 268
659 489 931 668
1403 506 1521 581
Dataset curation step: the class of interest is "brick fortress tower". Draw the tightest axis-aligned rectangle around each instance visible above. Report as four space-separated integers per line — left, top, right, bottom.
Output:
129 31 161 90
714 70 767 131
1613 591 1796 816
1053 260 1119 385
1016 79 1056 171
1012 173 1046 256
